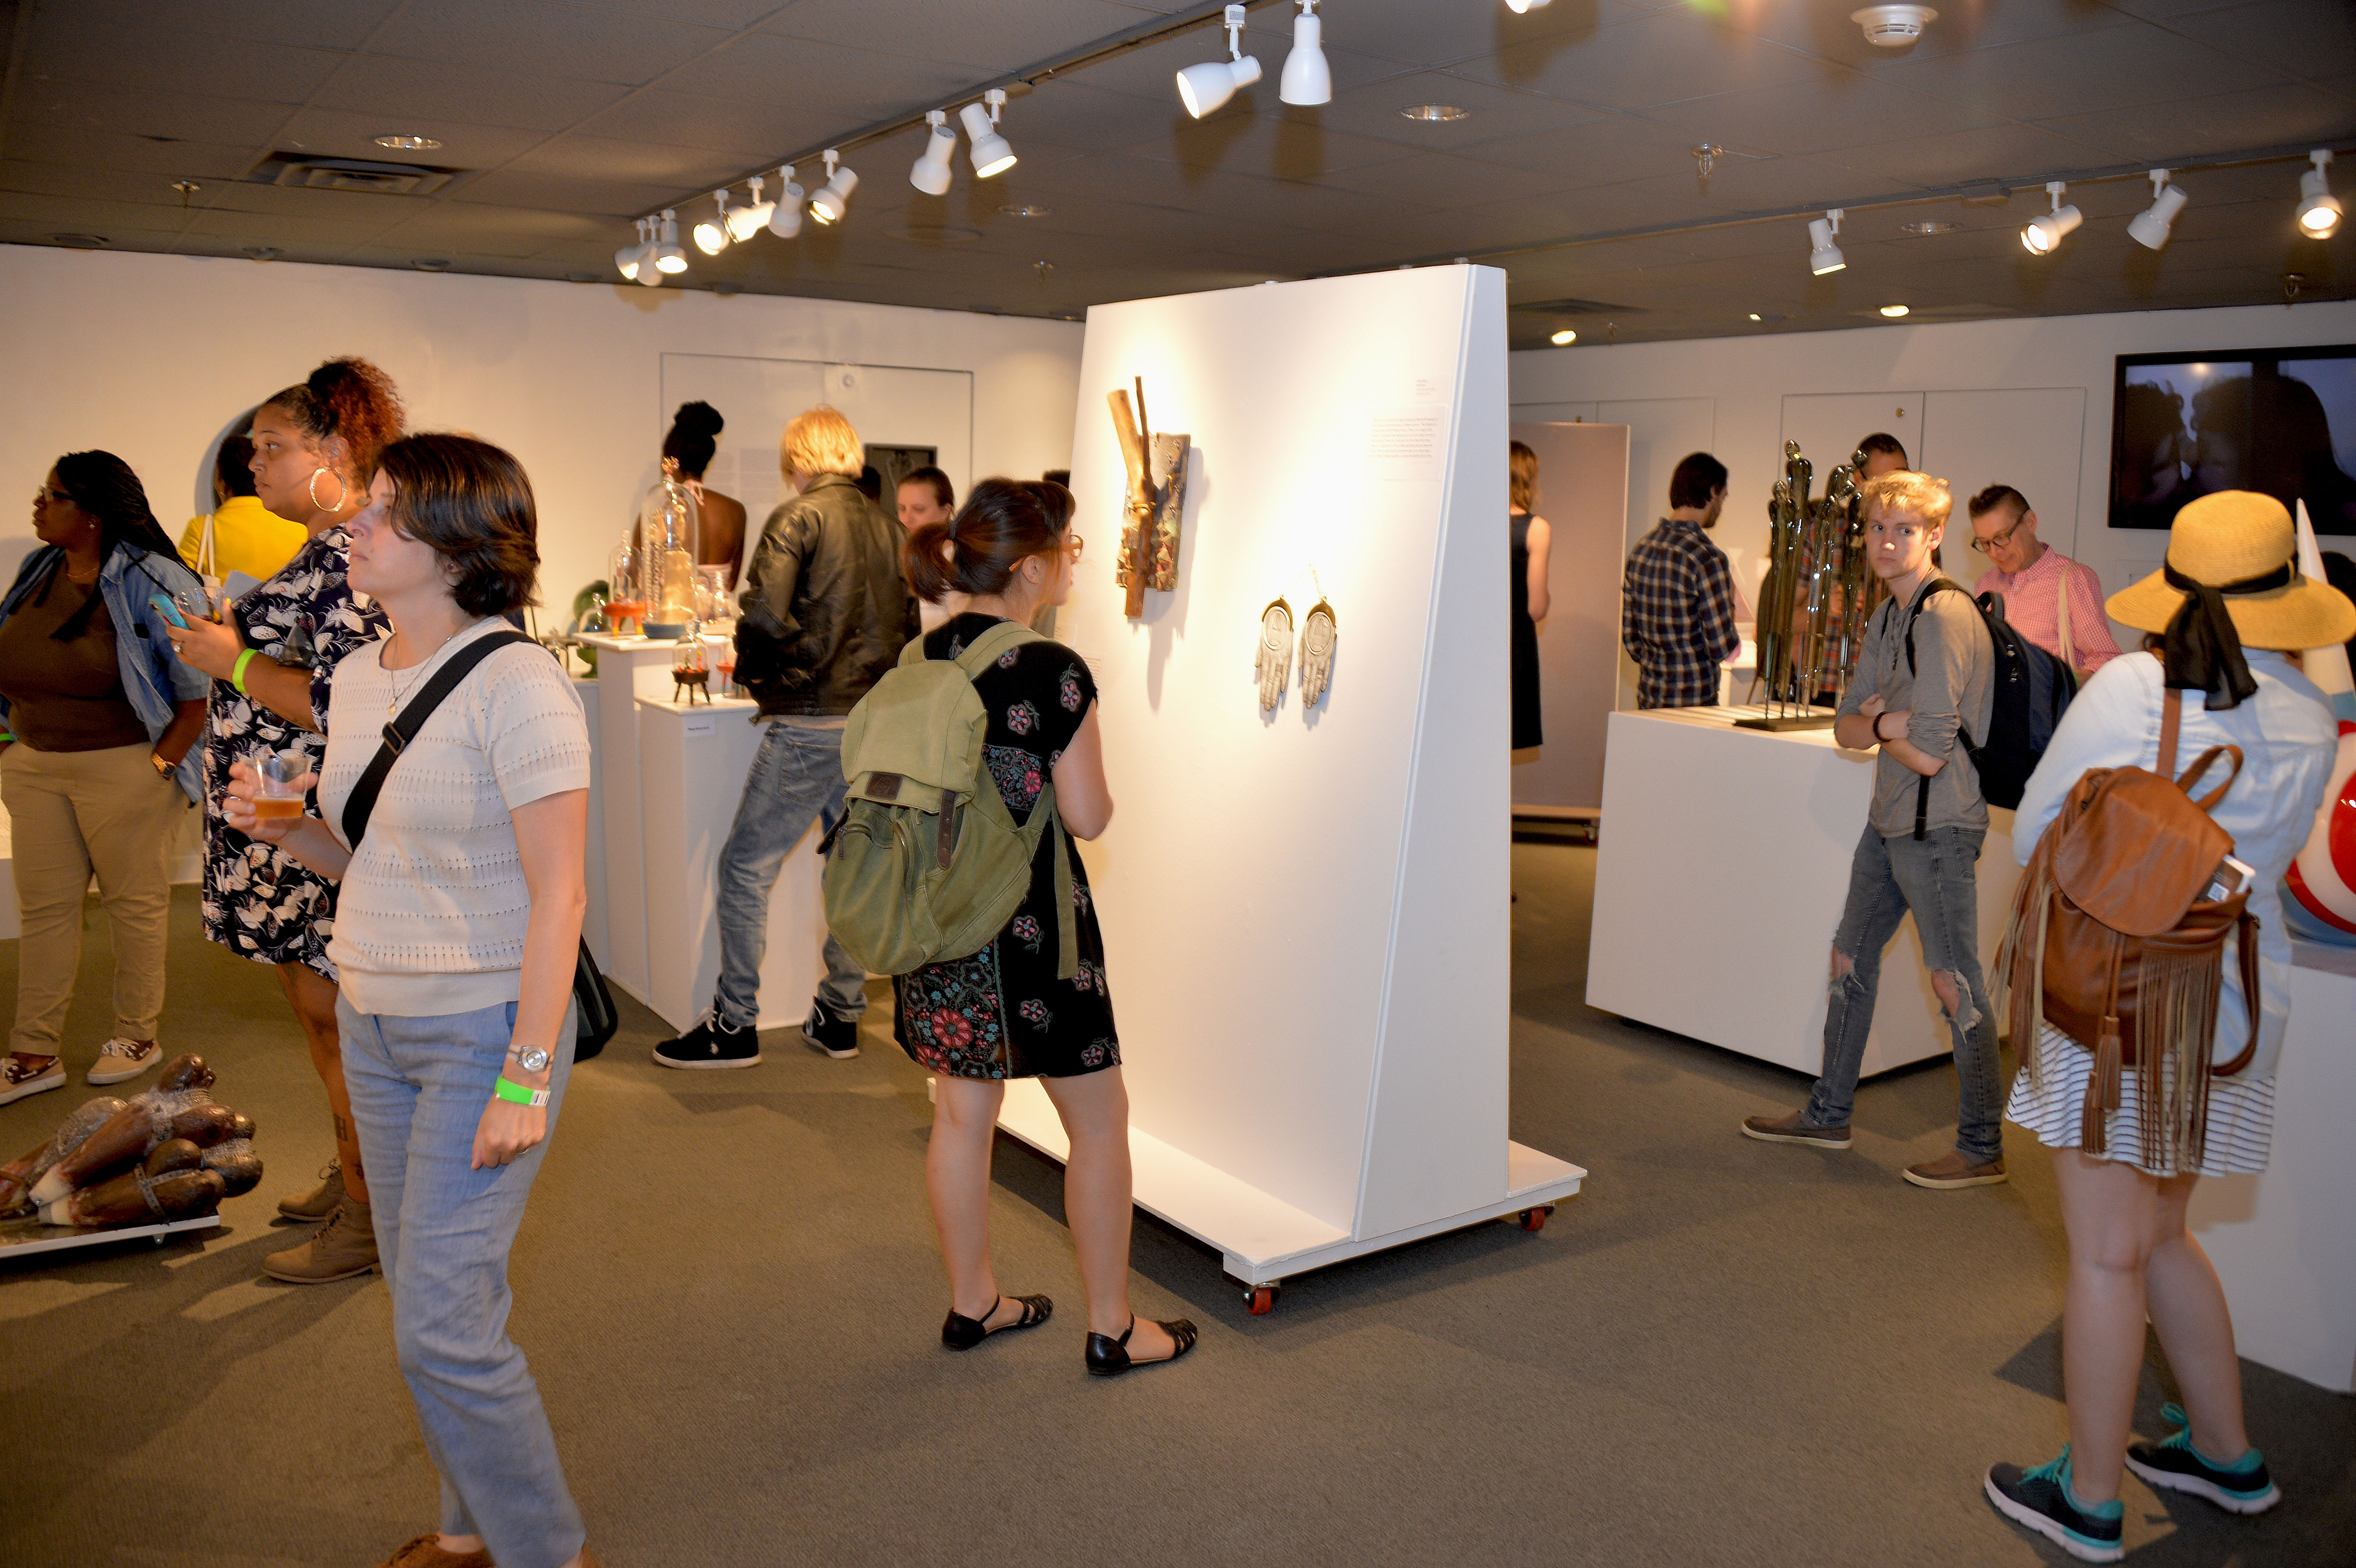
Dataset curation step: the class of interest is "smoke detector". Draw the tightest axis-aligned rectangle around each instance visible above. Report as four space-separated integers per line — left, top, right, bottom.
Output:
1850 5 1936 47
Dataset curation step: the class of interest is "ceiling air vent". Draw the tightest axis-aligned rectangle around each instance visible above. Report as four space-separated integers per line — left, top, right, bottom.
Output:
246 151 457 196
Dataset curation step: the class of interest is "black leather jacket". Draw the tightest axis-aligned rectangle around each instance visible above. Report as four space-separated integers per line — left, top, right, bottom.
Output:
734 472 916 716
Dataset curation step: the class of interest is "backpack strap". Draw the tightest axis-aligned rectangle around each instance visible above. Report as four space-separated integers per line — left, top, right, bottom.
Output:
1904 577 1975 842
2158 683 2182 781
341 630 538 847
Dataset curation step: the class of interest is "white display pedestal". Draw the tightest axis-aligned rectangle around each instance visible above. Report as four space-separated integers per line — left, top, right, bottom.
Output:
578 633 683 993
2187 942 2356 1393
1004 265 1583 1309
633 696 823 1033
1588 708 2022 1078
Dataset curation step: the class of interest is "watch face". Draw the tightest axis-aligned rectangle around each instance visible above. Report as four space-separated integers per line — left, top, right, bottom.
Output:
515 1046 551 1073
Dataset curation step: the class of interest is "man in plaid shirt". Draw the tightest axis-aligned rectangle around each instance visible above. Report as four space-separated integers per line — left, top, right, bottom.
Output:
1622 452 1740 708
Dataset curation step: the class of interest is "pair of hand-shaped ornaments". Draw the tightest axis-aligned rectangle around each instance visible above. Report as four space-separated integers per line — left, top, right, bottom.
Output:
1255 597 1337 714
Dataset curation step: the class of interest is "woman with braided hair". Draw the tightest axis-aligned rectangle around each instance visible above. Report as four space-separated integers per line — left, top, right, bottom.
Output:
0 452 209 1104
164 355 401 1284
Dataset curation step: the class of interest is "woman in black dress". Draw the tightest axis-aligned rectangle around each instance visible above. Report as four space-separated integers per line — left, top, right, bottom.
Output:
1508 440 1551 750
898 479 1196 1377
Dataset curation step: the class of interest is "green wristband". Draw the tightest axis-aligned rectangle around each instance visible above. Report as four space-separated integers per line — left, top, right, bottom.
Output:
494 1075 549 1109
231 648 258 693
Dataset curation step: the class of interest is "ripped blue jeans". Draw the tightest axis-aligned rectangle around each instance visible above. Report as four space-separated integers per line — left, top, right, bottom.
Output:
1803 824 2005 1163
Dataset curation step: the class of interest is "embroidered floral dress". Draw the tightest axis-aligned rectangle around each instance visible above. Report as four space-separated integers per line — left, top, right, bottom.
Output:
199 526 387 977
894 613 1118 1080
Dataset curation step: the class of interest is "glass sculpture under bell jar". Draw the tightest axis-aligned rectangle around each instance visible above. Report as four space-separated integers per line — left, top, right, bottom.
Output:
638 459 701 638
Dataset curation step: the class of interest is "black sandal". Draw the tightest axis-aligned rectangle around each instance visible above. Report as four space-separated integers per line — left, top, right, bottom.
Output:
1084 1314 1199 1377
941 1293 1053 1350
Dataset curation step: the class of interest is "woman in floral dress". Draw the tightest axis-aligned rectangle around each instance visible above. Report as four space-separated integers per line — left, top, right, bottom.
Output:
897 478 1197 1377
164 358 400 1283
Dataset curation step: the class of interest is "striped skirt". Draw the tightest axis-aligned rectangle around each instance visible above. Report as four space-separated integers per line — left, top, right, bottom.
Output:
2006 1024 2273 1178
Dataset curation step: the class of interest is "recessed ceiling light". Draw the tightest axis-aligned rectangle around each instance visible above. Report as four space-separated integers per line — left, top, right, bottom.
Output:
1401 104 1469 121
1880 304 1910 317
1899 219 1960 235
999 203 1054 217
411 258 451 272
51 233 108 249
1549 328 1577 345
374 134 442 151
242 246 282 262
1748 312 1763 321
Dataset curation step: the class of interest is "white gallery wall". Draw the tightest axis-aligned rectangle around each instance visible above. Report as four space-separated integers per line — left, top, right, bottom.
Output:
0 244 1083 610
1509 300 2356 653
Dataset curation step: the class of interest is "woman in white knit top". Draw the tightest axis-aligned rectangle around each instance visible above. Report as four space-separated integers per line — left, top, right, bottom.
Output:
225 435 598 1568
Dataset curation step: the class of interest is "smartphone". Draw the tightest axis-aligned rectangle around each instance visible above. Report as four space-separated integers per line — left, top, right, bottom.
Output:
2203 855 2256 903
148 592 189 629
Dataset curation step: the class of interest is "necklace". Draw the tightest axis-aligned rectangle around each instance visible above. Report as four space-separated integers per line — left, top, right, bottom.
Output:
384 625 462 716
64 560 100 585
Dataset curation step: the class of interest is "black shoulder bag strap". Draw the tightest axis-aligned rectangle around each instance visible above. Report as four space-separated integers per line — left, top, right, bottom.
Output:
1901 577 1975 842
340 630 536 847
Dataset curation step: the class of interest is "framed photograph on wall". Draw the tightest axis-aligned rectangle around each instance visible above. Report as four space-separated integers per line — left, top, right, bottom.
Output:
2111 345 2356 534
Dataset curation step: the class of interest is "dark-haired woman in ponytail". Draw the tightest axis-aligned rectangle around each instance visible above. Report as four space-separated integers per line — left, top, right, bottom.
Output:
0 454 209 1104
163 355 399 1284
661 400 748 573
898 478 1198 1377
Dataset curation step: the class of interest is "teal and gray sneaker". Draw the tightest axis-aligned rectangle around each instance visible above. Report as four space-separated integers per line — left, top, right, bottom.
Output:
2125 1403 2281 1515
1985 1448 2126 1563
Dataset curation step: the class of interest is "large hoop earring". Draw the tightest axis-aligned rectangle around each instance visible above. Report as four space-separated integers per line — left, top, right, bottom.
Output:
308 467 348 513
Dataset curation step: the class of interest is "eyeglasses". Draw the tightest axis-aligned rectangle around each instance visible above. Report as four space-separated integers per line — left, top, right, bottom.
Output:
1969 516 2025 555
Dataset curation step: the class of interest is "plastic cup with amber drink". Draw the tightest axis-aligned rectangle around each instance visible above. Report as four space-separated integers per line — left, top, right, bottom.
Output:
252 749 306 821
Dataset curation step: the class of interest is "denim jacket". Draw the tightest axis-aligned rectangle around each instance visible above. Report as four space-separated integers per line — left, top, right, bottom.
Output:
0 543 212 800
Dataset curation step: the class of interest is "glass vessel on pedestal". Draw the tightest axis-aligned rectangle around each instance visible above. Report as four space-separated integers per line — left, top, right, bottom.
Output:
605 539 646 636
671 615 712 705
693 563 735 626
639 459 701 639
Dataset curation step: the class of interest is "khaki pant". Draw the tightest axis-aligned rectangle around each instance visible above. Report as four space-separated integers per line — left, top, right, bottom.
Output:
1 740 187 1056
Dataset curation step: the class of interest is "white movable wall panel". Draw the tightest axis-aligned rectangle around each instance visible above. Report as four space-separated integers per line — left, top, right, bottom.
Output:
1008 266 1581 1282
1510 421 1631 813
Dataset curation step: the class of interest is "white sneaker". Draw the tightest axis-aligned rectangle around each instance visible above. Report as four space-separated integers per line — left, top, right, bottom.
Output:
87 1038 162 1086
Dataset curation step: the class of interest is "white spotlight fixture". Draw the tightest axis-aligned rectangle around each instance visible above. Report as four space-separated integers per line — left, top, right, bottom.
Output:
2127 169 2189 251
1808 209 1846 275
768 166 806 239
2020 181 2082 255
1549 328 1576 345
1280 1 1331 107
2297 150 2341 239
961 89 1016 178
692 190 732 255
911 110 957 195
614 217 650 281
728 175 774 242
809 150 858 225
1178 5 1261 119
654 209 687 274
1879 304 1910 318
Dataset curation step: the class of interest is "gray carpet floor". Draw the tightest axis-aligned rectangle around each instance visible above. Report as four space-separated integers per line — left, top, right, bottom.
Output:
1 840 2349 1568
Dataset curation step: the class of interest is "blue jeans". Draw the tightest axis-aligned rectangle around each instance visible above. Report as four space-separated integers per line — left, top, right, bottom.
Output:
339 997 584 1568
715 720 868 1030
1803 825 2006 1163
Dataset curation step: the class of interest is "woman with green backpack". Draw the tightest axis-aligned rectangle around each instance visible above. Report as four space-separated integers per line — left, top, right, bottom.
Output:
891 478 1197 1378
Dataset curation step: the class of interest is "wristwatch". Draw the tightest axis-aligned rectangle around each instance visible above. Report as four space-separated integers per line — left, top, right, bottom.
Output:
508 1044 552 1073
150 752 175 778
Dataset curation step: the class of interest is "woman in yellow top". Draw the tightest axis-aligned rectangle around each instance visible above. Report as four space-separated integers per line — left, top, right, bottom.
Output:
180 425 305 586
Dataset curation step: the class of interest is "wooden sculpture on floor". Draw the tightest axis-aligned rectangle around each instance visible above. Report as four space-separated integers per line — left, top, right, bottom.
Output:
1108 378 1190 617
0 1054 262 1230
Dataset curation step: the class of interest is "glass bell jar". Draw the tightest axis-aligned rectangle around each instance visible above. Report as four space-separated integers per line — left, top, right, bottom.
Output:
638 459 702 639
604 537 644 636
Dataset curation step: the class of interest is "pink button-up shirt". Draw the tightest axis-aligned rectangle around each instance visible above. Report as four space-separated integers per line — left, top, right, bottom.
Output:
1974 545 2122 674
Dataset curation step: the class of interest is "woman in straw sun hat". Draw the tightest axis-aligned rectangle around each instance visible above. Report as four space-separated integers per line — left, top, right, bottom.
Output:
1983 490 2352 1562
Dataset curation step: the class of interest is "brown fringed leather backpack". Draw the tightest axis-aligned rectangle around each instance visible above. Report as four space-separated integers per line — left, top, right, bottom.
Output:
1996 691 2261 1170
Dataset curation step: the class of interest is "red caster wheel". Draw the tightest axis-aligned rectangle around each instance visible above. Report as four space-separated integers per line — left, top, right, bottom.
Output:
1517 1205 1553 1232
1245 1284 1278 1315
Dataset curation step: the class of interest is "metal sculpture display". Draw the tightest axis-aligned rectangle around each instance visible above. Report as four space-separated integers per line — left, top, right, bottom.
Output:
1108 377 1189 617
1740 441 1882 731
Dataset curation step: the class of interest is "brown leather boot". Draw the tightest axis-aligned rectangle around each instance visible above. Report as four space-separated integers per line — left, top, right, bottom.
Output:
262 1198 378 1283
375 1534 492 1568
278 1158 346 1221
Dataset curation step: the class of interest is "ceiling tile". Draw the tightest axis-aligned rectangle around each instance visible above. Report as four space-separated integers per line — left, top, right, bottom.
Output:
1648 73 2003 159
1 127 267 182
366 0 737 85
988 80 1185 158
1710 0 2127 68
1814 121 2119 190
308 55 633 132
567 92 863 161
270 108 553 167
1453 10 1843 111
448 167 703 218
759 0 1161 71
666 33 977 119
33 0 402 50
1298 70 1614 152
1606 153 1903 213
1302 149 1582 208
1443 111 1729 187
1873 22 2286 120
5 80 294 146
22 16 339 104
1128 115 1424 181
2031 81 2356 163
501 134 749 190
2162 0 2356 81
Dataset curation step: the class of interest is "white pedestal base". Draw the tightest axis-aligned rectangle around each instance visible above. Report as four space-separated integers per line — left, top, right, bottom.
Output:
1588 708 2021 1079
997 1082 1584 1292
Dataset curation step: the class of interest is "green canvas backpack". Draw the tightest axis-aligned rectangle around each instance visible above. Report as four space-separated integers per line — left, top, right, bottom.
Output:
821 619 1079 980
